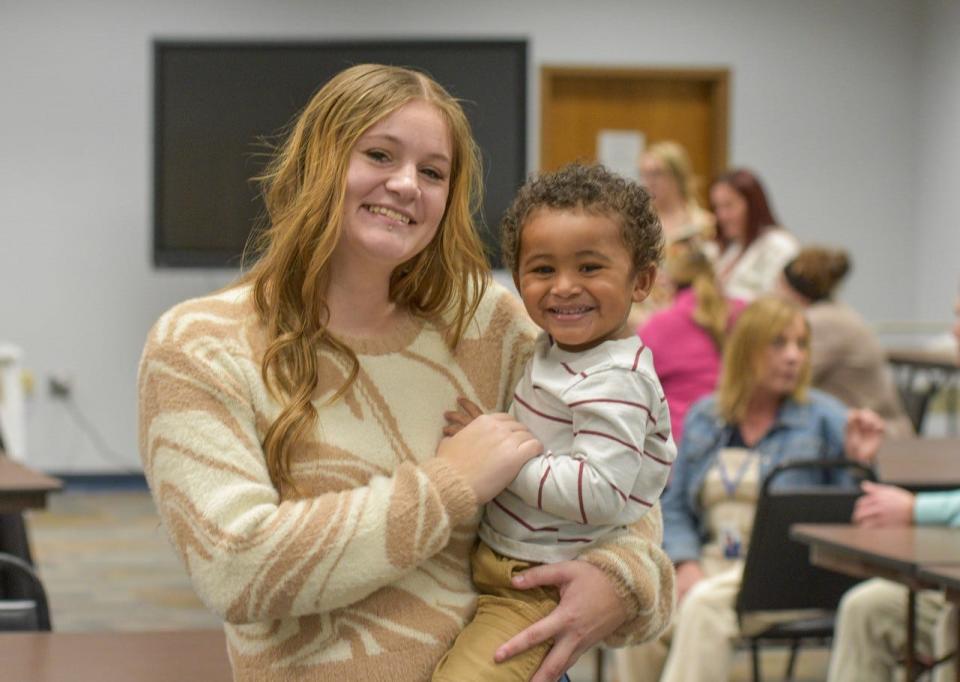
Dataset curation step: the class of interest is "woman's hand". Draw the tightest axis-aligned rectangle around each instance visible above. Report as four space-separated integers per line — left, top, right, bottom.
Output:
844 408 886 464
852 481 915 528
436 413 541 504
442 397 484 437
492 560 627 682
674 560 704 604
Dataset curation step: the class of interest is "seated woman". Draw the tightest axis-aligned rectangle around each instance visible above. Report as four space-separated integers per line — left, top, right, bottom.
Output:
631 140 716 328
616 295 885 682
710 169 799 301
638 242 744 445
639 140 715 246
778 246 915 438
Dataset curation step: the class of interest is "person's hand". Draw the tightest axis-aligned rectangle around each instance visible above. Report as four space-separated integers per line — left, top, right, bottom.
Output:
844 408 886 464
442 397 483 437
492 560 627 682
436 413 541 504
674 560 704 604
852 481 915 528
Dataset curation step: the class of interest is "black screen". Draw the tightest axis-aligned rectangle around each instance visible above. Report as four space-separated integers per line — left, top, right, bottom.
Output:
153 40 527 267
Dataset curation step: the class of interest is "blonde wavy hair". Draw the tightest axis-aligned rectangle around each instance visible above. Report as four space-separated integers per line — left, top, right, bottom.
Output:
644 140 703 210
664 242 728 349
240 64 488 491
717 296 811 423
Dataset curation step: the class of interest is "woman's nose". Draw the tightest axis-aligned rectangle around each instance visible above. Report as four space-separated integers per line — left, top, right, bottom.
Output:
386 164 419 198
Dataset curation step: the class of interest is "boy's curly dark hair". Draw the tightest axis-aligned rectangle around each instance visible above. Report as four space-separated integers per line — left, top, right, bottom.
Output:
500 162 664 274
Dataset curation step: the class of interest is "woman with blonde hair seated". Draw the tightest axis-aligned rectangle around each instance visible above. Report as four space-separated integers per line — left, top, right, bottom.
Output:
638 242 744 445
778 246 915 438
639 141 715 246
617 296 885 682
633 141 716 327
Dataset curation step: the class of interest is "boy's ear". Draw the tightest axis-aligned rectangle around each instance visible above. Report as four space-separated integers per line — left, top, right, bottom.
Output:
632 265 657 303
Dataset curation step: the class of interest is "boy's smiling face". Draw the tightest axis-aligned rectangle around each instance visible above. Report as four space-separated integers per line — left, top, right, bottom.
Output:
515 207 654 352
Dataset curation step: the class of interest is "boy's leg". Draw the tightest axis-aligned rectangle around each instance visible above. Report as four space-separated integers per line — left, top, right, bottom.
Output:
432 542 559 682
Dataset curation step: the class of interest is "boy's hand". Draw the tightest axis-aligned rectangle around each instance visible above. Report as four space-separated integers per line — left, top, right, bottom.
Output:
442 397 484 437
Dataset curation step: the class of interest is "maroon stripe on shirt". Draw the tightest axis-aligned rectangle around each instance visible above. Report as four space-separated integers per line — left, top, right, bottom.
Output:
609 481 655 507
567 398 657 425
537 465 551 510
631 343 646 371
492 498 559 532
558 537 594 543
642 449 674 466
577 461 588 524
513 394 573 424
560 362 577 375
576 429 673 466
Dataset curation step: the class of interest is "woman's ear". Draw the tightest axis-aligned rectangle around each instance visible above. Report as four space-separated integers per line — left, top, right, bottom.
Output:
632 265 657 303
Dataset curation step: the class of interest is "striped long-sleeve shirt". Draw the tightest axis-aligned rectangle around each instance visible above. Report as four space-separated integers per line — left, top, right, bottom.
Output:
480 333 677 563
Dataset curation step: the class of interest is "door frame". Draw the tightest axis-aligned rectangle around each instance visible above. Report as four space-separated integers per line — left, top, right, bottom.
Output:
540 66 730 179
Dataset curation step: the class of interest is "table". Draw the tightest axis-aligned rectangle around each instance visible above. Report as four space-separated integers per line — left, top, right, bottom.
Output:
791 523 960 681
916 564 960 680
876 437 960 491
0 630 232 682
0 457 62 514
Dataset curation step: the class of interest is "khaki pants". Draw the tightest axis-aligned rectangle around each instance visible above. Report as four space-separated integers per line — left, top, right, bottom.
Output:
827 578 957 682
616 565 743 682
432 541 559 682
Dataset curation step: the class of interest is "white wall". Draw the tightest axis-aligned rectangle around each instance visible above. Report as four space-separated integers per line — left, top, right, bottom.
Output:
915 0 960 323
0 0 953 471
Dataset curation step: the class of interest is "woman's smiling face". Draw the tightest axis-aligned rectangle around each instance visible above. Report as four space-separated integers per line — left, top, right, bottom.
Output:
334 99 452 273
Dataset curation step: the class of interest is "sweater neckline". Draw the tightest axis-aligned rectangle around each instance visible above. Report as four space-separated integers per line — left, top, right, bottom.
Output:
330 311 426 356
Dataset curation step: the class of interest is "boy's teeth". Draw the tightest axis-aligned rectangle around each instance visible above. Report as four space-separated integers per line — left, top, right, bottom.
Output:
368 205 411 224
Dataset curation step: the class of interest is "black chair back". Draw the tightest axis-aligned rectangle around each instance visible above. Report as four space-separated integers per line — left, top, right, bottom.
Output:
0 552 51 631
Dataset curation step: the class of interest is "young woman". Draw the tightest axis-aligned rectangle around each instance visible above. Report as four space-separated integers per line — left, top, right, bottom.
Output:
710 169 799 301
138 64 673 682
639 141 714 246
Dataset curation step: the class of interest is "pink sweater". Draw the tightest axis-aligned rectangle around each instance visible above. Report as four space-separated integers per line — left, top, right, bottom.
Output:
638 289 743 445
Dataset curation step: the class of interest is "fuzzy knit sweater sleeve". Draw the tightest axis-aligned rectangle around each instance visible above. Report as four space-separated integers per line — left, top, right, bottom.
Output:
579 502 676 646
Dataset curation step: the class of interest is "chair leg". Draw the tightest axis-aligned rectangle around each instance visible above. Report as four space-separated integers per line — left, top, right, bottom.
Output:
751 639 762 682
784 640 799 681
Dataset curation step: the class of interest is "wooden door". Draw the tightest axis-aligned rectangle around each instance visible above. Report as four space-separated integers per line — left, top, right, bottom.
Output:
540 67 729 206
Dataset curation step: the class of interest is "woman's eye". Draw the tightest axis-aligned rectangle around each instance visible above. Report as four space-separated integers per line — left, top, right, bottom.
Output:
365 149 389 162
421 167 445 181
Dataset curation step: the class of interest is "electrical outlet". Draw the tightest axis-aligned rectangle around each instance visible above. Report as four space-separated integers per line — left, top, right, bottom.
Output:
49 375 73 399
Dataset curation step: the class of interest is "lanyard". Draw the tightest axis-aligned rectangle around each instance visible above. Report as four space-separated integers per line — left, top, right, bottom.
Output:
717 448 755 498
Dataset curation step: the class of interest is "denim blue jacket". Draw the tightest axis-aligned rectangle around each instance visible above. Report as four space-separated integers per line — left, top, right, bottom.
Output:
662 388 854 563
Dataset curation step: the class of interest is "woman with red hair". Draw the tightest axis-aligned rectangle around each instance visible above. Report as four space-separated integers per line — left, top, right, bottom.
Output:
710 169 799 301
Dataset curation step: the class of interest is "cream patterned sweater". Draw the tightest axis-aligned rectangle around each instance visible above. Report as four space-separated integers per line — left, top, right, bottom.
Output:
138 282 674 681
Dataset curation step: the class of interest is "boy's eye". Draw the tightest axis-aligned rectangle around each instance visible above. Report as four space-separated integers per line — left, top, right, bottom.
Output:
580 263 602 273
530 265 554 275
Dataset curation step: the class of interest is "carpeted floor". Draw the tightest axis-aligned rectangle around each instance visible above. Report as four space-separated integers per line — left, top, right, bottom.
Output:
23 488 830 681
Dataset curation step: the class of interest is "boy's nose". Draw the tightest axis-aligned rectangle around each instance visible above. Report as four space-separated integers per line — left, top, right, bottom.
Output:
552 272 581 295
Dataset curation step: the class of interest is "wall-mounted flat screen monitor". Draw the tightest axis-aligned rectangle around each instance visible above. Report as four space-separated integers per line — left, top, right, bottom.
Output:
153 39 527 267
